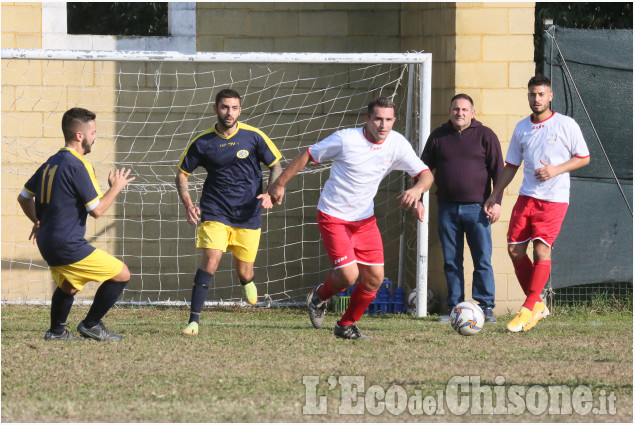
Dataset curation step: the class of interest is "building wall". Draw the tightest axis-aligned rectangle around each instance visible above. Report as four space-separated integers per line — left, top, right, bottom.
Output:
1 2 536 313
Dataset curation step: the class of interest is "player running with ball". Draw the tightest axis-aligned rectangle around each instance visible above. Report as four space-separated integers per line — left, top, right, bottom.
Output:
484 75 590 332
268 97 433 340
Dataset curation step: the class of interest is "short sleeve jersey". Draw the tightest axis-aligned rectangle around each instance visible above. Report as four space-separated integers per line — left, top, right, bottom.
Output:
506 112 590 203
308 127 428 222
178 122 282 229
22 148 103 266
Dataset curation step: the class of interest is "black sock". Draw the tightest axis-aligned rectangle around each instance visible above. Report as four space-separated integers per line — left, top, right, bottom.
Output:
50 287 75 334
83 280 128 328
189 269 213 324
239 279 252 286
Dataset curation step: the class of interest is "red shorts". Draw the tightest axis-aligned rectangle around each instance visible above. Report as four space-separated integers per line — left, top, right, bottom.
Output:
317 211 384 269
507 195 569 247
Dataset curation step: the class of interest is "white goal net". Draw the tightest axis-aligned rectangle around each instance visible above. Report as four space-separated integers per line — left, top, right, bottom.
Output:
1 49 431 313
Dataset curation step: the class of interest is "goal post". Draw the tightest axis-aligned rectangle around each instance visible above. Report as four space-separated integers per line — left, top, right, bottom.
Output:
1 48 432 316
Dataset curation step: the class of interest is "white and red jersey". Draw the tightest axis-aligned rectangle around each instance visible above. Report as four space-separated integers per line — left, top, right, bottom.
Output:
308 127 428 222
506 112 590 203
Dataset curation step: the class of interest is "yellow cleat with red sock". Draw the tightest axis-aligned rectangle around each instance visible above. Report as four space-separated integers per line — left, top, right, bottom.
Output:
522 301 549 331
506 307 532 332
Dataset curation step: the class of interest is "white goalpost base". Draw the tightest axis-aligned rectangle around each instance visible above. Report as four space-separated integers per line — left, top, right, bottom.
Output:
1 49 432 316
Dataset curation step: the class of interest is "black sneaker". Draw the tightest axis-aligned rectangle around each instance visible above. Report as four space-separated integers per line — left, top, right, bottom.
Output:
437 307 453 323
334 323 370 340
306 285 327 329
77 320 122 341
44 329 78 341
483 307 498 323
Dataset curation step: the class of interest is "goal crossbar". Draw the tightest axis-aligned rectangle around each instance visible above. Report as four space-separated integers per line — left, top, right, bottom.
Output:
2 48 431 65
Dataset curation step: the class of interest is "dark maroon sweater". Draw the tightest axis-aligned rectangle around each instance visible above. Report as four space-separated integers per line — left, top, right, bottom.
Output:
421 119 504 204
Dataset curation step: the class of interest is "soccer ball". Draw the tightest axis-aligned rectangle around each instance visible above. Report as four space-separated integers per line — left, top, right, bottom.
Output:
407 289 438 314
450 301 484 336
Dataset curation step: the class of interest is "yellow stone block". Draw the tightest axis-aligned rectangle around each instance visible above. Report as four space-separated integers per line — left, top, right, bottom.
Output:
2 86 15 111
456 8 508 35
483 35 534 61
15 86 66 112
455 62 508 88
507 277 527 302
421 6 456 36
509 62 535 88
1 58 43 86
507 114 528 139
455 36 482 62
483 2 534 8
509 8 535 35
494 273 508 302
1 3 41 33
40 61 95 87
479 115 507 142
2 111 44 137
2 33 16 48
15 33 41 49
482 88 527 115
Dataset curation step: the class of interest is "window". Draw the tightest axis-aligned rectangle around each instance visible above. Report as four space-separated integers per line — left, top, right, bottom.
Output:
42 2 196 52
67 3 168 37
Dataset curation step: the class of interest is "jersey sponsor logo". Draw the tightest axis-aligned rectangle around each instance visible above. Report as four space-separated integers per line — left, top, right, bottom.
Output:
334 255 348 265
236 149 249 159
383 155 393 164
532 124 545 130
547 134 557 144
370 145 382 151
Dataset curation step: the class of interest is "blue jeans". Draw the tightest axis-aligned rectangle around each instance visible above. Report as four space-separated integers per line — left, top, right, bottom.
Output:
437 202 495 309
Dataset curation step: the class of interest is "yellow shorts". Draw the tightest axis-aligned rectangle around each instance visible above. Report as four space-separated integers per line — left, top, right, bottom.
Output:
196 221 261 263
50 248 124 291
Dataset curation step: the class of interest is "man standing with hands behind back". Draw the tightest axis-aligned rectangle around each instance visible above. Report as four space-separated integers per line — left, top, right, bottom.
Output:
421 94 503 323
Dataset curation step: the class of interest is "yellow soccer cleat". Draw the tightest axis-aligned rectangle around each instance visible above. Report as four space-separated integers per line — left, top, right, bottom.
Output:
181 321 199 335
522 302 550 331
506 307 532 333
242 281 258 305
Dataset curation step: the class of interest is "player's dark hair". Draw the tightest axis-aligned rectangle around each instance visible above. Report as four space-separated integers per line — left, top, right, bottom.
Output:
450 93 474 108
367 97 395 115
215 89 241 106
62 107 96 142
528 74 551 89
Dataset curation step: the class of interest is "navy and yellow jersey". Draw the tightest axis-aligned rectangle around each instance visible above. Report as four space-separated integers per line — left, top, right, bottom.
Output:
178 122 282 230
22 147 103 266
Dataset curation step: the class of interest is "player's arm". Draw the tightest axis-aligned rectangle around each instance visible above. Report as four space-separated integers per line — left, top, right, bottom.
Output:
484 164 519 214
258 161 283 209
17 193 39 242
175 170 201 226
535 156 590 181
90 168 135 219
398 169 434 210
268 150 311 205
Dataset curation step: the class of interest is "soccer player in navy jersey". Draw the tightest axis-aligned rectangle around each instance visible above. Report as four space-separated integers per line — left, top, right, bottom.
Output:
176 89 282 335
17 107 135 341
268 97 433 339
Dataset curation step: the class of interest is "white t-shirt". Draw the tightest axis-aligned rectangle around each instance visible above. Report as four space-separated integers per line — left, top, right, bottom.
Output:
308 127 429 221
506 112 590 203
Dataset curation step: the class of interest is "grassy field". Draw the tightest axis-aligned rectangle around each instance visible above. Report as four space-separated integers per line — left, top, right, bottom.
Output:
1 303 632 422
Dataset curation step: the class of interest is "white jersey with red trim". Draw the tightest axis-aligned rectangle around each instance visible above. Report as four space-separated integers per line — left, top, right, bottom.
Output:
506 112 590 203
308 127 428 222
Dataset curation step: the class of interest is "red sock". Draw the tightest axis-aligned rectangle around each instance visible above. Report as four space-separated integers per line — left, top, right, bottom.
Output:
338 283 377 327
522 260 551 310
512 255 534 296
316 273 341 301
